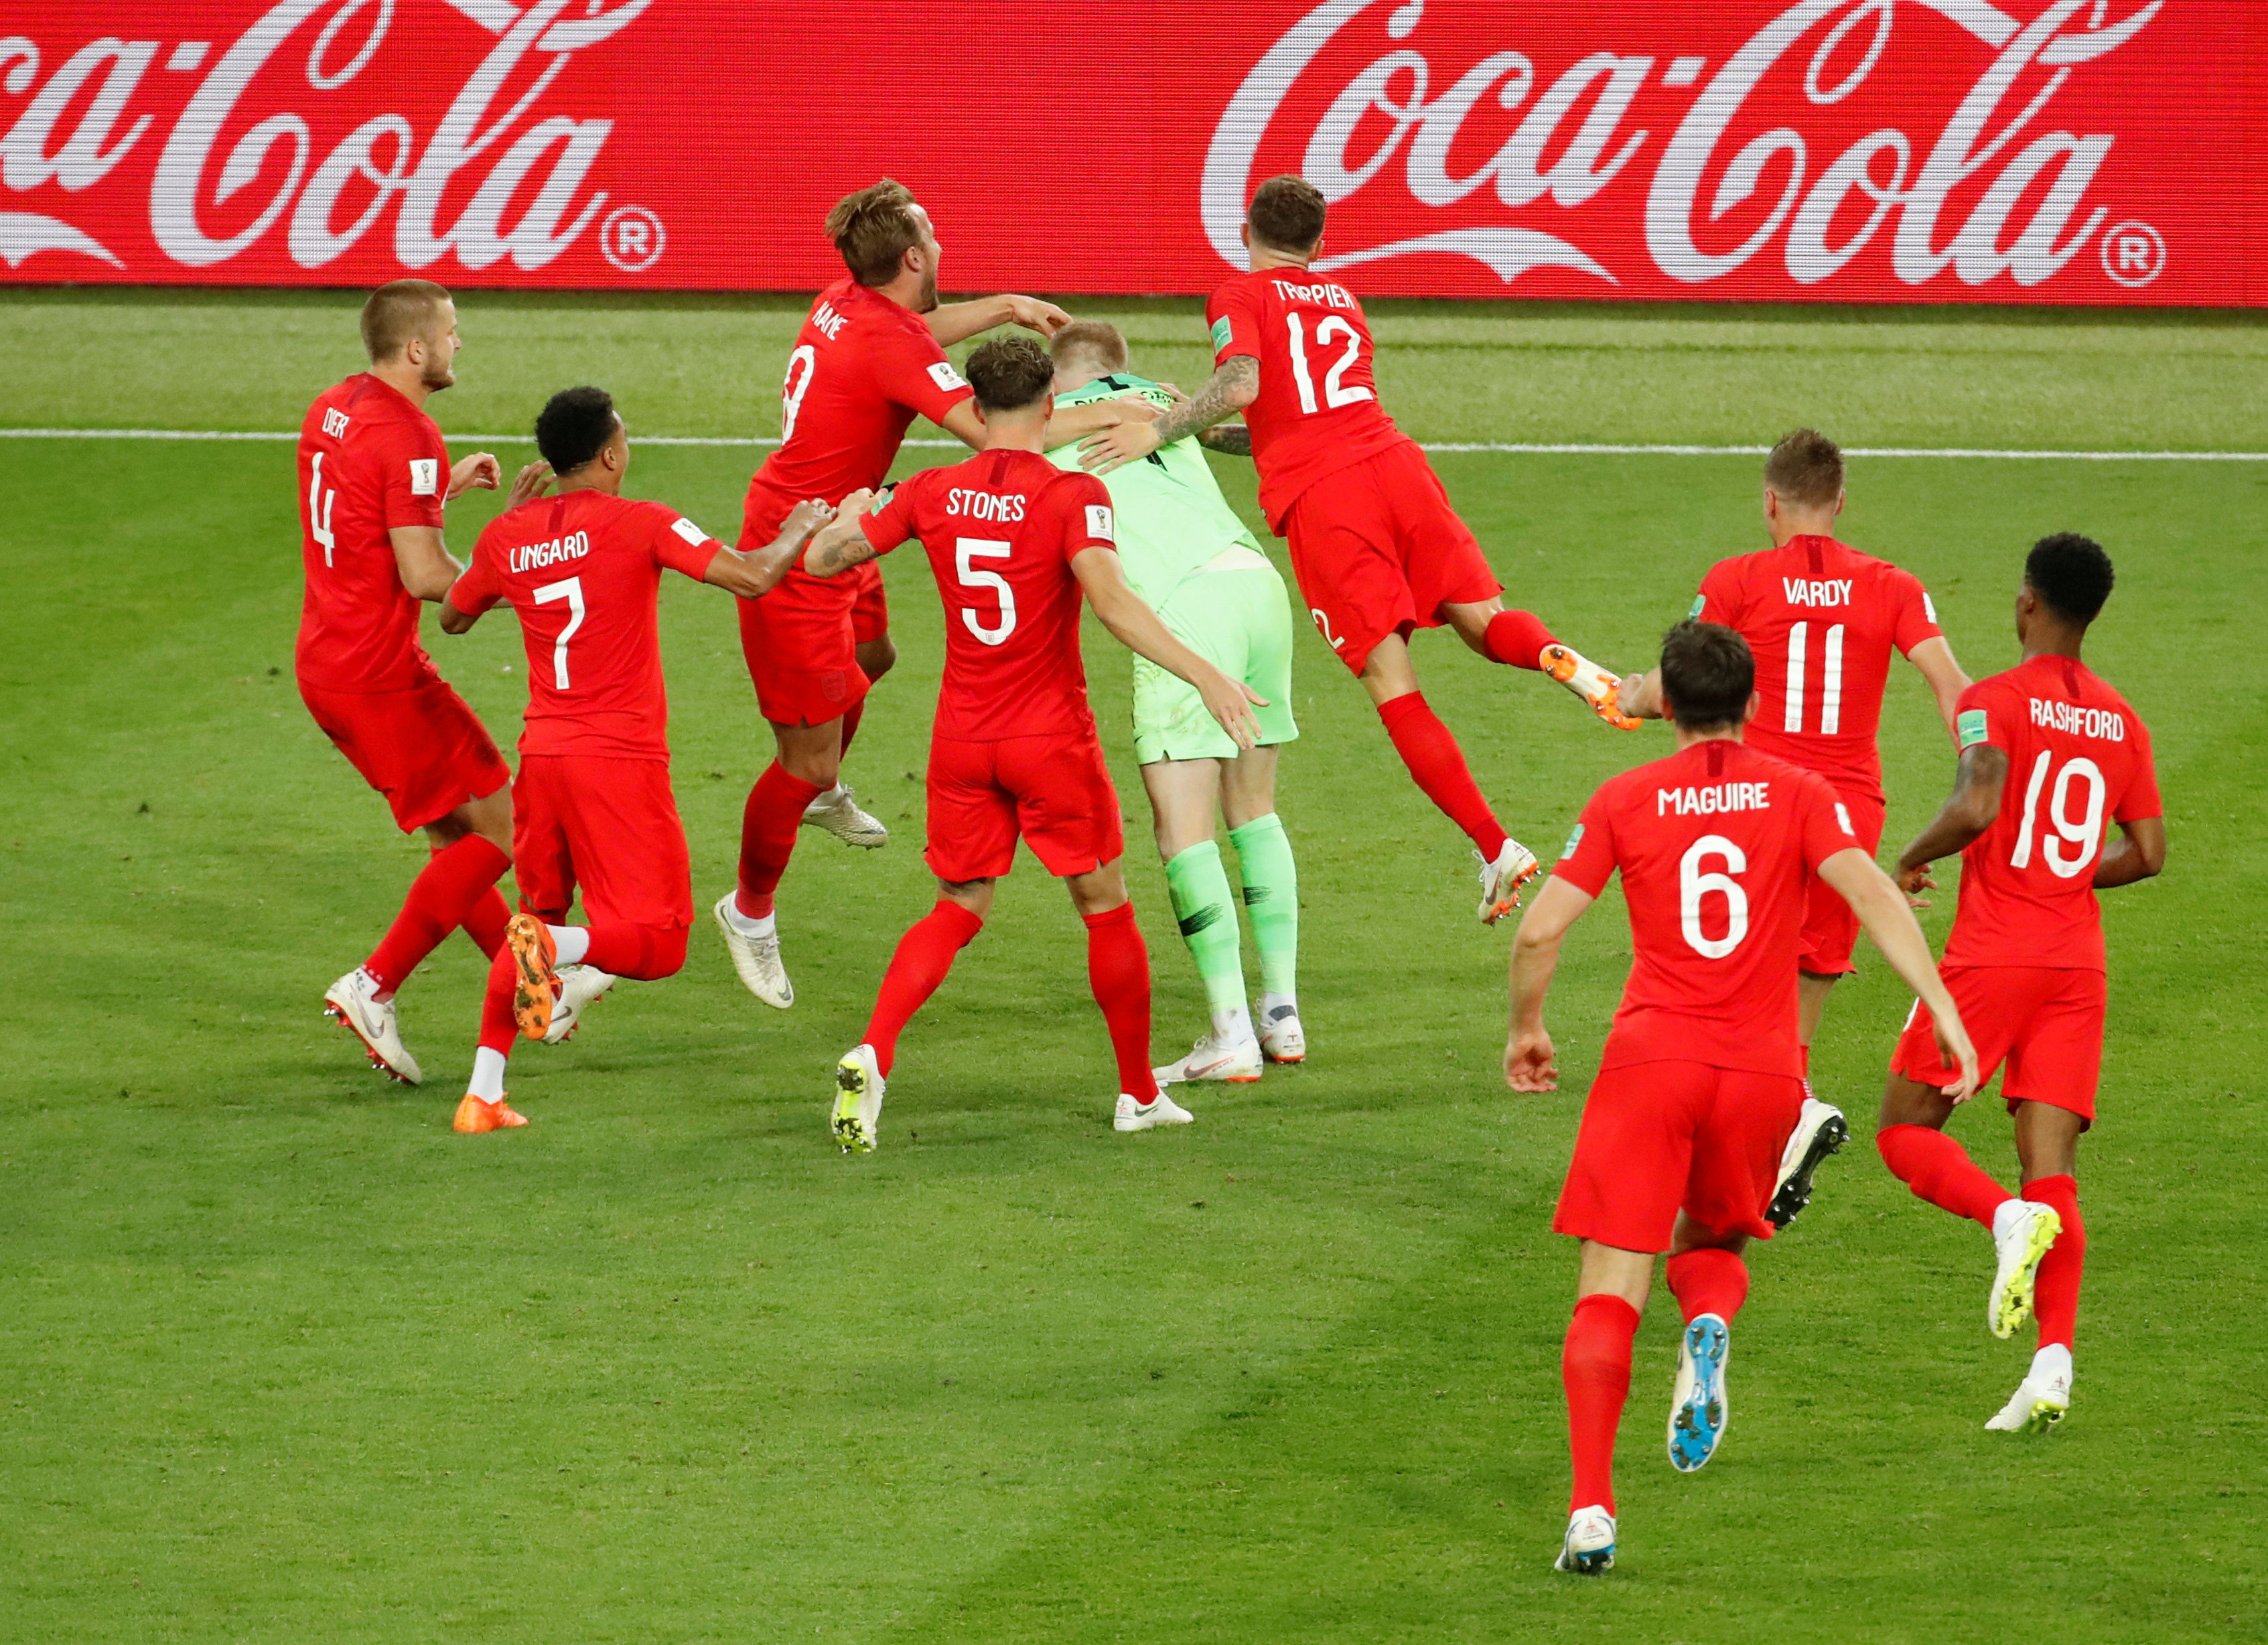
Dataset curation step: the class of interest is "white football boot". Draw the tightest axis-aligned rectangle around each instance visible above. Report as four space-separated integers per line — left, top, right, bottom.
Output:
1259 997 1306 1064
1541 644 1642 730
1987 1200 2063 1339
1476 839 1542 925
802 783 888 849
322 968 421 1085
1153 1029 1263 1086
1766 1095 1849 1228
1985 1346 2072 1433
1114 1090 1195 1132
1667 1313 1731 1473
713 893 793 1009
1554 1505 1617 1575
542 964 618 1045
832 1044 884 1154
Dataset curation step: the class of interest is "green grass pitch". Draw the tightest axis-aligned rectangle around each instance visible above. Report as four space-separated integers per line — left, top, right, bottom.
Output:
1 289 2263 1642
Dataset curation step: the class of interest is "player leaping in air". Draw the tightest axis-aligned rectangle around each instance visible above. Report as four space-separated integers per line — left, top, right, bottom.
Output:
1046 321 1307 1083
1506 621 1977 1576
1082 173 1636 924
1876 534 2164 1433
439 388 831 1132
1617 429 1973 1226
797 337 1263 1152
719 180 1154 1010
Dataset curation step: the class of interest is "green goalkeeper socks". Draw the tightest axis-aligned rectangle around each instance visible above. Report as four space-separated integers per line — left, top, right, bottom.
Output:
1164 840 1249 1022
1228 812 1299 1003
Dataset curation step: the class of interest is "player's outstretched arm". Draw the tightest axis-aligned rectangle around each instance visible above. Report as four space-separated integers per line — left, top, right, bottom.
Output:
2093 814 2166 891
388 526 466 602
1033 395 1165 453
437 585 480 635
705 498 839 599
799 500 881 581
926 295 1071 348
1819 848 1981 1100
1198 425 1253 458
1072 547 1263 749
1892 744 2007 906
1906 636 1973 743
1506 877 1593 1092
1080 357 1259 476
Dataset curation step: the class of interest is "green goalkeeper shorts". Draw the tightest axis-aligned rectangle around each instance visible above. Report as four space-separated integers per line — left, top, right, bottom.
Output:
1131 551 1300 765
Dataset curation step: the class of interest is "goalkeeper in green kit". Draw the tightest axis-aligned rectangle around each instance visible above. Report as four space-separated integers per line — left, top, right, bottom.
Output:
1046 322 1303 1084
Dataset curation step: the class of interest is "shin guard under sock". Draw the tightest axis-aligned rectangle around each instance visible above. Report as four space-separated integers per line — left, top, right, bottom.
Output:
1482 608 1559 670
366 835 510 994
1083 902 1155 1096
1877 1123 2012 1228
1376 692 1508 860
735 762 824 918
1227 812 1299 1002
1666 1247 1751 1325
1563 1293 1640 1515
2024 1173 2084 1351
863 901 984 1076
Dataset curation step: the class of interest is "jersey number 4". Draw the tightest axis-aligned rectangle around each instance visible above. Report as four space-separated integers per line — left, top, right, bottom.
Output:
2010 752 2106 878
1286 315 1372 415
308 453 338 567
534 576 587 689
955 539 1016 646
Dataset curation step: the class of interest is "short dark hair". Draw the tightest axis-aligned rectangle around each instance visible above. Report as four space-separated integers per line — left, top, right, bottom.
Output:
826 178 923 287
965 336 1054 413
1248 174 1327 253
1050 320 1127 374
360 278 451 362
2025 532 2115 623
1659 620 1755 732
1763 428 1845 509
535 386 618 475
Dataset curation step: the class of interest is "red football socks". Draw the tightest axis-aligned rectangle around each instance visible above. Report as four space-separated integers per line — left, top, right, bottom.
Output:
1876 1124 2011 1228
2024 1173 2085 1350
1375 692 1509 860
863 900 985 1076
735 762 824 919
364 835 510 996
1563 1293 1640 1515
579 922 691 981
1666 1247 1750 1324
476 942 518 1055
1482 608 1559 670
1083 902 1155 1097
462 886 510 960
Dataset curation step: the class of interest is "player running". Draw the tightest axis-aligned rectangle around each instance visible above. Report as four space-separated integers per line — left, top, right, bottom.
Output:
1876 534 2164 1432
1081 173 1636 926
1618 430 1973 1222
301 279 551 1084
1044 321 1305 1082
720 179 1145 1010
1505 621 1978 1575
438 388 831 1133
796 338 1263 1152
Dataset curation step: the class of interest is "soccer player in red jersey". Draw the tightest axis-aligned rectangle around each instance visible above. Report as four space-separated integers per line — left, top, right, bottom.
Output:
796 337 1263 1152
1505 622 1977 1575
1619 431 1973 1196
301 279 548 1086
439 387 831 1132
721 180 1145 1009
1082 174 1636 926
1877 534 2164 1431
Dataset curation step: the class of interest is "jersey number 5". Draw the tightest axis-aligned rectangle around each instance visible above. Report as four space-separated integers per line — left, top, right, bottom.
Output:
1286 314 1372 416
1679 835 1750 958
534 576 587 689
2010 752 2106 878
955 539 1016 646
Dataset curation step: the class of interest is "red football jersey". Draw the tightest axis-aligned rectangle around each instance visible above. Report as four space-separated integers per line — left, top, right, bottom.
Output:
1206 267 1411 531
1941 654 2161 973
1554 739 1862 1078
1693 535 1942 802
859 449 1116 741
295 374 451 692
449 490 722 762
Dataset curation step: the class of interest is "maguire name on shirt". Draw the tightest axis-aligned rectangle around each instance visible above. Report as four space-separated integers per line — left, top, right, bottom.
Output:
1657 780 1773 817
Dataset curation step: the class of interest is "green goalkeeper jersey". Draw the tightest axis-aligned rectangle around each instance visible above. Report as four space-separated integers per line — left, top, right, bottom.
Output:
1046 373 1265 609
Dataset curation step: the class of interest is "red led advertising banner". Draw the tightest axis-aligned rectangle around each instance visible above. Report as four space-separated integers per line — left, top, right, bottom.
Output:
1 0 2258 304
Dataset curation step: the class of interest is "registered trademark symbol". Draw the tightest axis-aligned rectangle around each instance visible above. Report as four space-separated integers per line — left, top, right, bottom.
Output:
2099 220 2164 288
599 206 665 273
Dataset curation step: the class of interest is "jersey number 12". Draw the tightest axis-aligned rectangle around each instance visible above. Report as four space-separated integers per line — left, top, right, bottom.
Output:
1286 315 1372 415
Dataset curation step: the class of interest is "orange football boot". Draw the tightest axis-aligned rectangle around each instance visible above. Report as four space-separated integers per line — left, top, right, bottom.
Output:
453 1093 528 1133
1543 644 1642 731
504 913 559 1042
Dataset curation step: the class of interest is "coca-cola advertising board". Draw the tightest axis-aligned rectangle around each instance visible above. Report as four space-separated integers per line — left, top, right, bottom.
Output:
3 0 2258 304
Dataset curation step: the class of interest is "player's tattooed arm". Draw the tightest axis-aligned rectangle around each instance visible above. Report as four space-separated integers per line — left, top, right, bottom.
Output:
1198 424 1253 457
1505 877 1593 1093
800 506 881 581
2092 814 2166 890
1078 357 1259 476
707 498 841 598
1892 743 2009 904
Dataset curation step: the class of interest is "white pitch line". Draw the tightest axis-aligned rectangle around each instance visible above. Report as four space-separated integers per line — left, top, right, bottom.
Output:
7 427 2267 461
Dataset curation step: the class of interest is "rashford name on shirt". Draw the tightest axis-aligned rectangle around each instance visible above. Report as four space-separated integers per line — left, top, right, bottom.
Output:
2028 697 2128 741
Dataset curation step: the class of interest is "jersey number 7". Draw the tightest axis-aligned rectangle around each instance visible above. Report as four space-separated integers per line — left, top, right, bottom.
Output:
534 576 587 689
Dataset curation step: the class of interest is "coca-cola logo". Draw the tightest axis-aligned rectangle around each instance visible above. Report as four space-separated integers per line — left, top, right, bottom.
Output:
1203 0 2164 290
0 0 644 274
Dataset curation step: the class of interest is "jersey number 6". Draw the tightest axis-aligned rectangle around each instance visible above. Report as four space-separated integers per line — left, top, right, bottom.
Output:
955 539 1016 646
1679 835 1751 959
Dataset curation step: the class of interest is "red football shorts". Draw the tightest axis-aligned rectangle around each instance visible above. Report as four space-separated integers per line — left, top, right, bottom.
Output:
737 482 876 727
925 729 1124 883
1553 1060 1806 1251
1798 788 1887 976
299 676 510 833
510 753 694 930
1279 439 1502 676
1891 964 2107 1125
